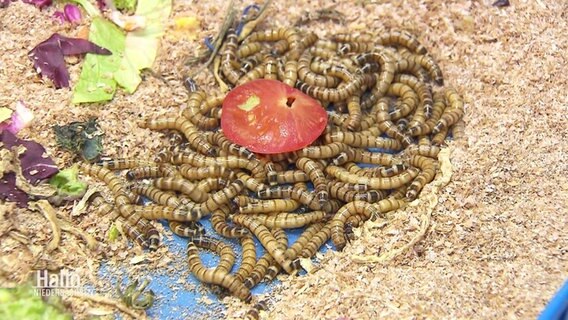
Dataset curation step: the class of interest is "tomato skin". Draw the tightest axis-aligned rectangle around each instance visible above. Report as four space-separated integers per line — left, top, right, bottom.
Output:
221 79 327 154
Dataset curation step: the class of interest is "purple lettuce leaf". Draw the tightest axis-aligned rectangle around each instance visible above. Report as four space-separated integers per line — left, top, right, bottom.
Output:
1 0 12 9
0 173 29 208
1 130 59 184
64 4 82 23
28 33 112 89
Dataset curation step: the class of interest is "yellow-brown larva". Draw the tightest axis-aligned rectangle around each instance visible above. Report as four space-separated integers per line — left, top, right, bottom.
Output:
169 221 205 238
239 199 301 214
295 142 349 159
233 195 258 207
96 158 156 170
271 39 289 55
187 240 251 302
332 32 374 44
239 51 265 74
387 82 420 121
243 228 288 289
284 222 325 260
361 50 397 100
337 41 375 55
210 131 256 160
235 171 267 193
169 153 266 179
235 234 257 283
153 177 209 203
192 236 236 273
344 95 362 131
432 126 450 146
404 144 441 159
244 301 268 320
263 54 279 80
452 119 466 142
398 47 443 85
90 194 149 248
237 62 266 85
232 215 296 274
330 201 381 250
281 59 298 87
325 131 403 151
376 30 427 55
257 185 294 199
263 228 289 282
125 166 161 181
296 157 328 205
181 91 220 130
220 28 244 84
138 116 215 156
131 184 185 208
178 164 235 181
296 71 365 102
326 165 420 190
236 41 264 59
406 155 438 200
248 211 327 229
332 148 395 166
190 180 245 219
393 73 433 123
196 177 229 193
300 223 332 258
211 204 249 238
433 88 465 134
328 185 385 203
270 170 309 184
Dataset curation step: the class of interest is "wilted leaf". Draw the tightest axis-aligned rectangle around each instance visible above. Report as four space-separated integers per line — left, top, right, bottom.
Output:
53 118 104 162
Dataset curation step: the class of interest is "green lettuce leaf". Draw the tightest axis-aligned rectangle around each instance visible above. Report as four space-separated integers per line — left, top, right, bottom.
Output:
114 0 172 93
49 165 88 197
72 17 126 103
0 285 72 320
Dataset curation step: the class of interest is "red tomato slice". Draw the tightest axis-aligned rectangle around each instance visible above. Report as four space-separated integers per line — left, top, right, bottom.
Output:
221 79 327 154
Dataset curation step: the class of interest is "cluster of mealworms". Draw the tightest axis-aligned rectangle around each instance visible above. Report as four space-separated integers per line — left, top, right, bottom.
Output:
80 24 464 315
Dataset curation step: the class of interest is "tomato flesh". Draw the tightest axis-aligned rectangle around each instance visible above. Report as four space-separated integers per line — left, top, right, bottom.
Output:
221 79 327 154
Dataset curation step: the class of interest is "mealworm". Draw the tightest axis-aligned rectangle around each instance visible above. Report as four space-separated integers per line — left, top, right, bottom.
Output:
452 119 466 142
153 177 208 203
187 240 251 302
131 184 185 208
239 199 300 214
178 164 235 181
236 41 264 58
294 142 348 159
244 301 268 320
96 158 156 170
281 59 298 87
328 184 385 203
432 126 449 146
90 194 148 248
404 144 441 159
263 54 279 80
237 62 267 85
270 170 309 184
394 73 433 123
196 177 228 193
300 223 331 258
296 157 328 205
126 166 162 180
271 39 289 55
433 88 465 134
387 82 419 121
248 211 327 229
398 48 443 85
243 228 288 288
406 155 438 200
264 228 290 282
232 215 296 274
210 131 256 160
210 204 249 238
235 171 267 192
376 30 427 54
169 221 205 238
326 165 419 189
325 131 403 151
332 33 373 43
182 91 220 130
332 148 395 166
220 28 244 84
330 201 380 250
257 185 294 199
138 116 215 156
235 234 257 283
239 51 264 74
168 152 266 179
284 222 325 260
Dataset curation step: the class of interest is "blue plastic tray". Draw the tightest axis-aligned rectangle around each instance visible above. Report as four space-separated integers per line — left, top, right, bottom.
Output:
540 280 568 320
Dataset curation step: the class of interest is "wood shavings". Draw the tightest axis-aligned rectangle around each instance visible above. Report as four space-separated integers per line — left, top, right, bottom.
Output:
67 291 147 320
352 148 453 264
71 186 101 217
29 200 61 252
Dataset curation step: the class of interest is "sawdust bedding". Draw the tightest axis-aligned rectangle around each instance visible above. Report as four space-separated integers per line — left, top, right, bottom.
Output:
0 0 567 319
